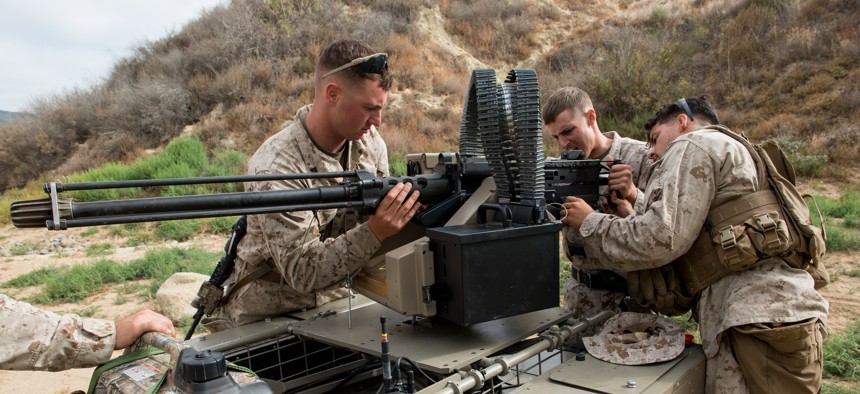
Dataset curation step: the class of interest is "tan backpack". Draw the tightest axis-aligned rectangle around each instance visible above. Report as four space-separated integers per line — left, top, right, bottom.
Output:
719 126 829 288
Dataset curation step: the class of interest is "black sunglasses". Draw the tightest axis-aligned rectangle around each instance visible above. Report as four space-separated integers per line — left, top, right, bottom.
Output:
322 53 388 79
675 98 695 121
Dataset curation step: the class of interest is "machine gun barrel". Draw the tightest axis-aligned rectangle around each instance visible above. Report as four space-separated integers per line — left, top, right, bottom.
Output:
44 171 359 192
11 170 455 230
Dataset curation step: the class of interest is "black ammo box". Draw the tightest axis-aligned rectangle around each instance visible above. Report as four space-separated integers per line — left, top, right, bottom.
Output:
427 221 561 326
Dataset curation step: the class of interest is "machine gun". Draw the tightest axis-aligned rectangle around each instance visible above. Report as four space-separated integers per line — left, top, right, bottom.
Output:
10 153 610 326
10 69 614 327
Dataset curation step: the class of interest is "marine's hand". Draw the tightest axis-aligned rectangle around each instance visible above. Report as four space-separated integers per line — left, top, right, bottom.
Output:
607 191 635 218
607 159 637 205
561 196 594 230
115 309 176 350
368 182 421 241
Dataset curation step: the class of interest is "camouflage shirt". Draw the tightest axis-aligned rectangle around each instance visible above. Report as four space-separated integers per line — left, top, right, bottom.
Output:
576 126 828 357
220 105 389 326
562 132 651 319
0 294 115 371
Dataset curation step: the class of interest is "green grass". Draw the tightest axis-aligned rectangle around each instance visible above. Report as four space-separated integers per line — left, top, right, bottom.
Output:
4 267 55 288
811 191 860 251
85 242 115 257
154 220 201 242
72 305 101 318
825 227 860 252
8 241 39 256
824 318 860 382
202 216 241 235
7 247 218 304
822 384 860 394
79 228 99 237
816 191 860 221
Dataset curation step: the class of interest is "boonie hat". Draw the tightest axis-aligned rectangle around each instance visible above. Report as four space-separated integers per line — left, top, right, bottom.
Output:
583 312 684 365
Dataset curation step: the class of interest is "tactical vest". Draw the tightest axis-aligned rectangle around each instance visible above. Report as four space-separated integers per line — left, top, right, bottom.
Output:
673 125 828 297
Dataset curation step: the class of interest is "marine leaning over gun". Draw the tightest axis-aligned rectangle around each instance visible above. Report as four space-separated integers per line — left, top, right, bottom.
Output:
562 96 828 393
542 86 653 337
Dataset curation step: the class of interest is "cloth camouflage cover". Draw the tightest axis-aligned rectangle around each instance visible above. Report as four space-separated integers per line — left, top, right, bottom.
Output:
583 312 684 365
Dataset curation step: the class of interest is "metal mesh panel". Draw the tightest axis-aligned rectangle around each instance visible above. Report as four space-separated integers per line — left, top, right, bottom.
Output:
222 333 364 393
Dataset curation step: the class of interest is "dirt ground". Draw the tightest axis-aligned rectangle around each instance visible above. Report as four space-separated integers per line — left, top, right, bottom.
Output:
0 223 858 392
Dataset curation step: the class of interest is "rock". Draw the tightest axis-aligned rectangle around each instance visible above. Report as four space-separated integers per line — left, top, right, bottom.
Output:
156 272 209 324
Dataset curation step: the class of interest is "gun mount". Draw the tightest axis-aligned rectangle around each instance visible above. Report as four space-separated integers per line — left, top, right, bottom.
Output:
9 69 704 393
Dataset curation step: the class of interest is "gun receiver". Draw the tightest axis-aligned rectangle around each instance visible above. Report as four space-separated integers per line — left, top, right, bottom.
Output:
544 150 620 216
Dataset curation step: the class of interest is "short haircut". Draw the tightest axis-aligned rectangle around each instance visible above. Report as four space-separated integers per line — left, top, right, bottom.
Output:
644 96 720 131
542 86 593 124
317 39 392 90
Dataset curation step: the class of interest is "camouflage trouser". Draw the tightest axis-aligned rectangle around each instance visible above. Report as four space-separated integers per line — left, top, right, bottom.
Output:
708 317 825 394
562 279 625 348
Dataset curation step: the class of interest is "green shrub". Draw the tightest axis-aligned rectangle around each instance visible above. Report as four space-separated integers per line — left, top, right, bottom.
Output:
774 138 828 177
66 138 245 201
646 6 670 26
820 191 860 219
844 213 860 229
389 151 407 177
823 227 860 252
559 253 571 295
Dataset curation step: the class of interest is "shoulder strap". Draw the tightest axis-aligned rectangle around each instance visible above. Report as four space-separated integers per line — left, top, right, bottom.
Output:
705 125 769 191
222 263 275 304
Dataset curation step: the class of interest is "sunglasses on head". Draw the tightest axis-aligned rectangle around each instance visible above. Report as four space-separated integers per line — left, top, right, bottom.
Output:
322 53 388 79
675 98 695 121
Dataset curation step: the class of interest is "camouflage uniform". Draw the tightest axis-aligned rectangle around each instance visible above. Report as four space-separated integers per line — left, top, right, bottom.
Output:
562 131 651 321
214 105 389 328
576 126 828 392
0 294 115 371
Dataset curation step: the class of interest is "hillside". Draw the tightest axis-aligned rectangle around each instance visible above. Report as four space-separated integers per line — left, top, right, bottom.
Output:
0 110 18 125
0 0 856 192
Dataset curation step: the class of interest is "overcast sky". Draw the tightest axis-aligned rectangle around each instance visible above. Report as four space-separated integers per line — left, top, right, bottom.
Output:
0 0 227 112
